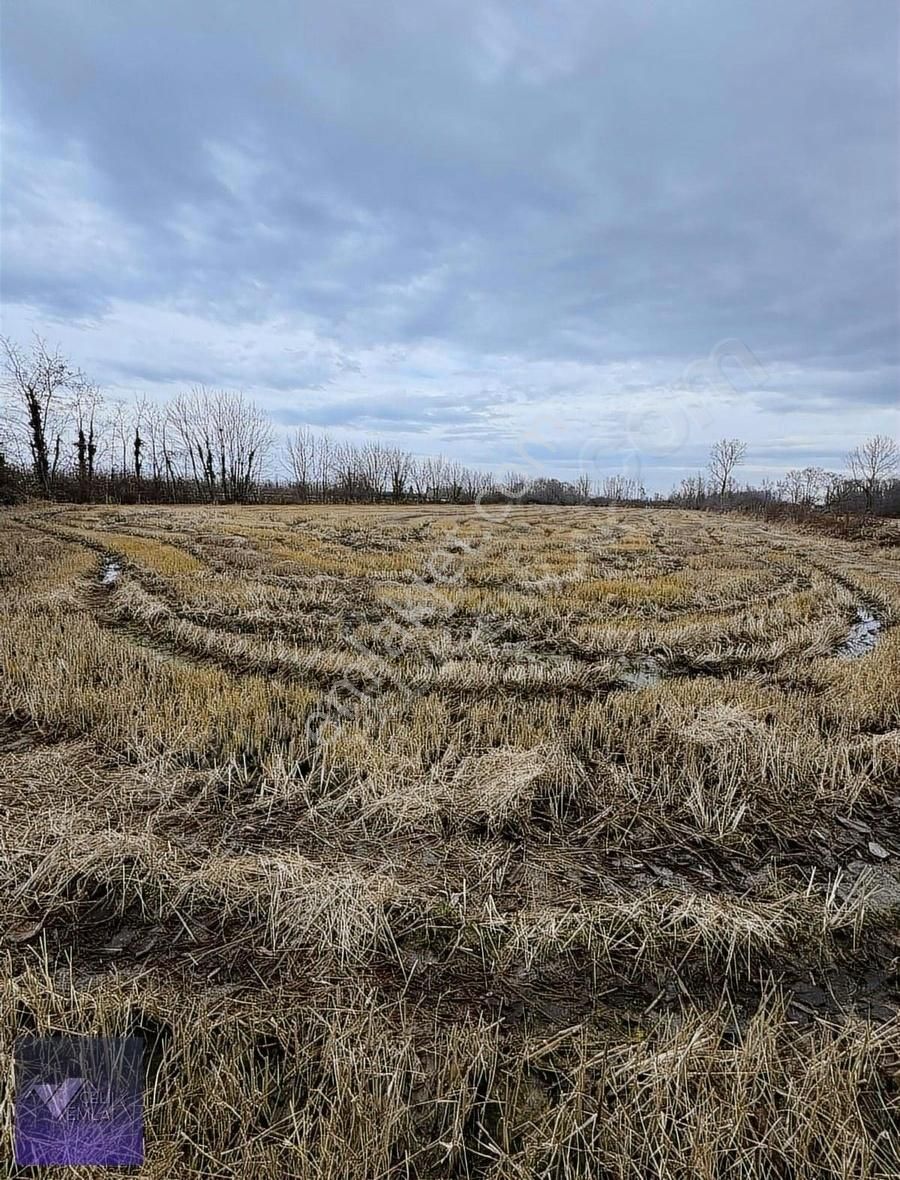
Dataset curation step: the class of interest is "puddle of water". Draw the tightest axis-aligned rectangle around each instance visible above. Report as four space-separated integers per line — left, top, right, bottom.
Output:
838 609 882 660
614 605 884 684
100 559 122 586
616 656 663 689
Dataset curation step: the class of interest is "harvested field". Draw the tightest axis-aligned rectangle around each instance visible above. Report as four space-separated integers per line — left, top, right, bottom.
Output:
2 502 900 1178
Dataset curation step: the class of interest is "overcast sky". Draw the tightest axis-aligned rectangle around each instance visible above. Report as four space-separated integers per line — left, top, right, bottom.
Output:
2 1 898 490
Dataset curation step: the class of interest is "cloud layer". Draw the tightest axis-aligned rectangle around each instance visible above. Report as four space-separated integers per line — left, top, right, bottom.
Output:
2 0 897 487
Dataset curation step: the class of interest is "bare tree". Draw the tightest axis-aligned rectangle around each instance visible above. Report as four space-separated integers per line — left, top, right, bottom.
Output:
141 400 168 494
423 455 448 502
599 474 645 503
314 432 335 501
386 447 413 502
780 466 827 508
848 435 900 514
463 465 494 501
675 474 707 508
214 390 273 501
168 388 272 502
107 398 132 479
502 470 530 498
148 402 178 501
444 459 464 503
574 473 593 504
131 397 146 495
822 471 854 510
1 334 82 494
168 389 210 497
72 381 103 502
361 440 389 502
285 426 317 501
708 438 748 498
332 440 360 500
408 457 428 501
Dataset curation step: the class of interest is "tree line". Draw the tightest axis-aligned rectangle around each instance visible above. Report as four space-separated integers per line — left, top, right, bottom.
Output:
0 334 648 507
1 334 897 517
672 435 900 519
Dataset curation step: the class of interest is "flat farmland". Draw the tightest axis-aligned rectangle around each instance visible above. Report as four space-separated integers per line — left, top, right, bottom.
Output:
2 503 900 1178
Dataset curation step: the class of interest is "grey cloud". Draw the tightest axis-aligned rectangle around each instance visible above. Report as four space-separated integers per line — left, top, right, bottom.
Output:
273 394 496 431
1 0 897 489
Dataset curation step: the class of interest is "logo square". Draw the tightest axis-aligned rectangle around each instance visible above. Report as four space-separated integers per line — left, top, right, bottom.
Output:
14 1035 144 1167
